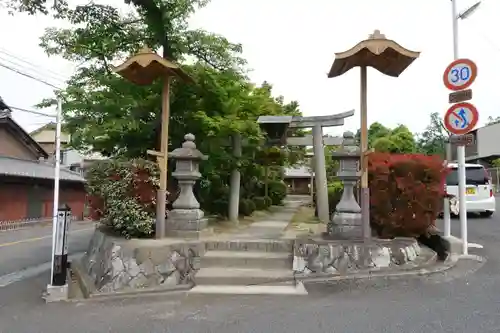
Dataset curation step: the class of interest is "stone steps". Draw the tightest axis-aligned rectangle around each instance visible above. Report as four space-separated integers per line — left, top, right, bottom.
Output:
201 251 292 269
195 267 293 285
191 239 304 295
205 239 293 253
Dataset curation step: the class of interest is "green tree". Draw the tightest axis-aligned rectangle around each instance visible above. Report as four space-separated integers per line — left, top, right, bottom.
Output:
364 123 416 154
416 112 449 157
368 122 391 147
486 116 500 126
17 0 303 218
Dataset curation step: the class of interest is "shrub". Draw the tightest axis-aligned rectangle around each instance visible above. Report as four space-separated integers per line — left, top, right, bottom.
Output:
268 180 287 205
253 196 267 210
263 195 272 208
368 152 448 238
210 198 229 216
327 181 344 212
86 158 159 238
239 198 256 216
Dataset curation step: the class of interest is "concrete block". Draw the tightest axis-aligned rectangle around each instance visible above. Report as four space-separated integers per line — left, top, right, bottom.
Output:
189 283 308 295
44 284 69 303
444 235 464 255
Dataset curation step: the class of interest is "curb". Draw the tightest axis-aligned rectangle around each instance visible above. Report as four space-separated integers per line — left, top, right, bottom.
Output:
0 219 93 233
296 254 464 285
66 254 475 302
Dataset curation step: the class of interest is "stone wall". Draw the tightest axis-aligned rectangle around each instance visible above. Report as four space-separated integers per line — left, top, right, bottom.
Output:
75 229 204 296
293 237 428 277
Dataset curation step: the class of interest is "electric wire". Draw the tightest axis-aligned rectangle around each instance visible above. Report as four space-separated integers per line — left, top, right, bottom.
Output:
0 61 62 90
0 46 68 84
7 105 55 118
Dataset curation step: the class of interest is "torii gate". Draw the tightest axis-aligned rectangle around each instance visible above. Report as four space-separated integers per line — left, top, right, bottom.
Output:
257 110 355 223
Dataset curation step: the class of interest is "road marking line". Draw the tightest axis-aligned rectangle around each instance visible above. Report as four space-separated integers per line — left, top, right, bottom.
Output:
0 252 85 287
0 228 95 248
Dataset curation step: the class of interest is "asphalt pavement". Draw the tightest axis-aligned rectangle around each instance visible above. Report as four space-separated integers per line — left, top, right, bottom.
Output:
0 221 95 283
0 205 499 332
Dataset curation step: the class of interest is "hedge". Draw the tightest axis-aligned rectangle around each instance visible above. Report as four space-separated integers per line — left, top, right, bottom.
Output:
368 152 448 238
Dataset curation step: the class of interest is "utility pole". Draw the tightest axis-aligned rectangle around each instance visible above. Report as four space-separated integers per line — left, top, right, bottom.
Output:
448 0 482 255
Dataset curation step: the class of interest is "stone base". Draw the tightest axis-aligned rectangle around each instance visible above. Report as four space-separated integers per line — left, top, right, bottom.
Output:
166 209 208 238
327 212 362 239
165 227 213 239
43 284 69 303
293 237 424 276
73 228 204 298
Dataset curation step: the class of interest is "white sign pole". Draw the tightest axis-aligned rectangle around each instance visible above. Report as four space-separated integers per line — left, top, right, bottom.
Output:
451 0 468 255
50 98 63 284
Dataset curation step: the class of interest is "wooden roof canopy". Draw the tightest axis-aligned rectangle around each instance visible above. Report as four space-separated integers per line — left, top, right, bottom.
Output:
328 30 420 78
113 47 193 85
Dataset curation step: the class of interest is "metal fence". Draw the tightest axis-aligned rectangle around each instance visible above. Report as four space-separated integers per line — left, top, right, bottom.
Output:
486 167 500 193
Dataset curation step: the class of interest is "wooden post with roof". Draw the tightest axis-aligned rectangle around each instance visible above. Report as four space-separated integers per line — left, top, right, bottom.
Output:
113 47 193 239
327 30 420 240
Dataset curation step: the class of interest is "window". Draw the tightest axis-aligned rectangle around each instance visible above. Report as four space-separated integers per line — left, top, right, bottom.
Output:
446 166 489 185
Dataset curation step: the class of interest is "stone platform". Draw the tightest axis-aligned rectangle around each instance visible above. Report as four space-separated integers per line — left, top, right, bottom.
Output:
70 197 453 299
293 237 435 280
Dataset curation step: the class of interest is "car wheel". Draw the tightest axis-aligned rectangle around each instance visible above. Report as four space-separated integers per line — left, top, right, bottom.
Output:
480 211 494 218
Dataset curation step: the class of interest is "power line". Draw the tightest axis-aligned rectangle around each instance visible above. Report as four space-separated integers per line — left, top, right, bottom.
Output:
8 105 56 117
0 61 62 90
0 47 68 83
0 55 66 88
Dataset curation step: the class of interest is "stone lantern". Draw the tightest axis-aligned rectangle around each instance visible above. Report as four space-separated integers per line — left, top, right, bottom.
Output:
328 131 362 239
166 133 208 238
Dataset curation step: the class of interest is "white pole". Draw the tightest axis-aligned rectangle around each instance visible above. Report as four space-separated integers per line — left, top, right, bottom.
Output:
50 98 63 284
228 134 242 224
457 144 468 255
443 142 451 237
452 0 459 60
451 0 468 255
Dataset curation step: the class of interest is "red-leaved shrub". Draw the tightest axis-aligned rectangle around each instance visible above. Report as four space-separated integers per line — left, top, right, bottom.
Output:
86 159 160 238
368 153 449 238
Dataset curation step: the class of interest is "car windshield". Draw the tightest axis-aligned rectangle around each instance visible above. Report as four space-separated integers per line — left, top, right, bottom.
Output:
446 166 488 185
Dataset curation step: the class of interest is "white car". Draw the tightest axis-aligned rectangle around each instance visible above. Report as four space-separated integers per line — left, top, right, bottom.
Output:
445 163 496 217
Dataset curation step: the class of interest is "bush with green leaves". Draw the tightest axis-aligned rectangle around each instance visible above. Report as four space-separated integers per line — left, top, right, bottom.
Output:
268 180 287 205
263 196 272 208
253 196 267 210
239 198 256 216
86 158 159 238
327 181 344 211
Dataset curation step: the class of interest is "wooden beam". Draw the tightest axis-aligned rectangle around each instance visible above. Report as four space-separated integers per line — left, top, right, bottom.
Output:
146 149 164 157
286 135 343 146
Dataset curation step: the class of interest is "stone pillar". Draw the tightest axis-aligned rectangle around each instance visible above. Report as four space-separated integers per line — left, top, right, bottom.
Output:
228 133 242 224
166 134 209 238
328 131 362 239
312 124 329 223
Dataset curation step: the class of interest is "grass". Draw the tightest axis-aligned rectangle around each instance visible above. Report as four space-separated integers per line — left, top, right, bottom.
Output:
283 205 326 237
207 209 272 234
289 205 319 226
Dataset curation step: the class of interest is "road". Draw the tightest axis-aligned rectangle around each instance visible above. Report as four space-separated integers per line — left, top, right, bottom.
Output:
0 222 95 285
0 207 498 332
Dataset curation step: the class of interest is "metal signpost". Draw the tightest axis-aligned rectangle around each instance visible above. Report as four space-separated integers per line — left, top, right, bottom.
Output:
442 58 479 255
448 89 472 104
52 205 72 286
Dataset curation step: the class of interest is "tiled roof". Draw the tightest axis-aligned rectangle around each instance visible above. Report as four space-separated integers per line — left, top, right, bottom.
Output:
284 165 314 178
0 156 85 182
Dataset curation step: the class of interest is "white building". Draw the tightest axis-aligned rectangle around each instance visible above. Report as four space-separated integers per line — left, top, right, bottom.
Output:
30 123 106 175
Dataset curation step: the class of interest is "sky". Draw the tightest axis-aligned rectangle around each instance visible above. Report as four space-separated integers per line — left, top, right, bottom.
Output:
0 0 499 137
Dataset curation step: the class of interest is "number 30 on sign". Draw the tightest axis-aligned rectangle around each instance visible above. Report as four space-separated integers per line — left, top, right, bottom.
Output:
443 59 477 91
